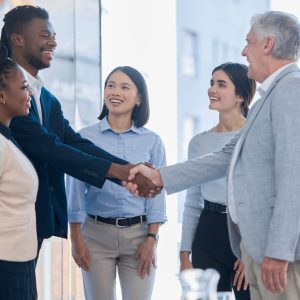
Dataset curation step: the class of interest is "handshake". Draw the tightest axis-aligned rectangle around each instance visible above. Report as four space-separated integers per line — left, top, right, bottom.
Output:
108 163 164 198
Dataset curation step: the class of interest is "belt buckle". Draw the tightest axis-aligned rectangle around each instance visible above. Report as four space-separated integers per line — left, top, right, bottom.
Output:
116 217 127 228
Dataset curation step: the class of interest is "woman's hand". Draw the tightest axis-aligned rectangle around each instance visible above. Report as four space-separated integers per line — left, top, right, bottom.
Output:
233 259 248 291
134 237 157 279
70 224 91 272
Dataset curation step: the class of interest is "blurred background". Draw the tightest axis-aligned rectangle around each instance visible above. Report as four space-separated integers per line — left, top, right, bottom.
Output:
0 0 299 299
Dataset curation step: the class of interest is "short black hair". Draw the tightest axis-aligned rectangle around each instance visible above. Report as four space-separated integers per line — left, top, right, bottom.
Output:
1 5 49 55
0 42 18 90
212 62 256 117
99 66 150 127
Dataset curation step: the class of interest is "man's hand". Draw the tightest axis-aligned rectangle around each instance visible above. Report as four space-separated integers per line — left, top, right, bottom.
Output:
107 163 160 198
233 259 248 291
124 164 164 197
134 237 157 279
261 256 288 294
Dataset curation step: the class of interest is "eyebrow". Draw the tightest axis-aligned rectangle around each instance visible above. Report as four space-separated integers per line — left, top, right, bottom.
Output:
41 30 56 36
107 80 131 86
216 80 227 84
211 79 228 84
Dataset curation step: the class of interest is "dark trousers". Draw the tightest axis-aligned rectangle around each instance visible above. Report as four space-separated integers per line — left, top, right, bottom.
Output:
192 209 250 300
0 259 37 300
34 238 44 268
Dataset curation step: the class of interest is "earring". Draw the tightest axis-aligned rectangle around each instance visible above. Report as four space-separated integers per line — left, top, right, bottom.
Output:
1 100 5 105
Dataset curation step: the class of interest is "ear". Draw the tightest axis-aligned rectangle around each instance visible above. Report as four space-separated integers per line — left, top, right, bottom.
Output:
0 90 6 104
236 95 243 103
136 96 141 107
263 36 275 54
11 33 24 48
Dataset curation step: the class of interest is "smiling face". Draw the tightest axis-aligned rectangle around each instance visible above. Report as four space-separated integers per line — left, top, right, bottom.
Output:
241 28 267 83
208 70 241 114
104 70 140 120
15 17 56 76
0 66 31 123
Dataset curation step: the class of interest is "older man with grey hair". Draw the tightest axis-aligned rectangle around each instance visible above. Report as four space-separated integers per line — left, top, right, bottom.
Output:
127 10 300 300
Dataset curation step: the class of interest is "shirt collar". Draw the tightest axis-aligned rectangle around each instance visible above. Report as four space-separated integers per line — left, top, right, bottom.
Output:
258 62 296 97
0 122 12 139
99 117 142 134
20 66 44 94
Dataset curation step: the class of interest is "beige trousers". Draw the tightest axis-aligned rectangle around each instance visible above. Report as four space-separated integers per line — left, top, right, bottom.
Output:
81 217 156 300
241 243 300 300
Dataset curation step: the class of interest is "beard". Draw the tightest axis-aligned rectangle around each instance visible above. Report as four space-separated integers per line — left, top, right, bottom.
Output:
27 54 50 71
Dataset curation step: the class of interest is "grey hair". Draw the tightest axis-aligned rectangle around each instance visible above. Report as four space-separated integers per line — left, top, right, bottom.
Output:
251 11 300 61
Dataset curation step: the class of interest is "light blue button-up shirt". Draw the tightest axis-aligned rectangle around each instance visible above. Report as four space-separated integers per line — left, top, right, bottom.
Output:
66 117 167 224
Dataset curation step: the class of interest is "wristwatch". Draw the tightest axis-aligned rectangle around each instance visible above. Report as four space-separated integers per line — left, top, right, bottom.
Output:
146 232 159 241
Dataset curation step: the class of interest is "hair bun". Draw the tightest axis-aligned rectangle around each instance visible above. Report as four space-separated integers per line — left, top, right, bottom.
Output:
0 42 8 64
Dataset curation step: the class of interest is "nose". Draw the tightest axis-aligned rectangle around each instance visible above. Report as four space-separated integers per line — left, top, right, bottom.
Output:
48 36 57 47
208 85 216 94
111 87 121 96
241 46 246 56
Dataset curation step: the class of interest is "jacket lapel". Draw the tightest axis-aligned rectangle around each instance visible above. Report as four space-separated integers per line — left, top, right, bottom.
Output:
30 95 41 123
236 64 300 153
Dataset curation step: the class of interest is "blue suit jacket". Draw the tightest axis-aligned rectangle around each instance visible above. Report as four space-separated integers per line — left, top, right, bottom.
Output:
10 87 127 239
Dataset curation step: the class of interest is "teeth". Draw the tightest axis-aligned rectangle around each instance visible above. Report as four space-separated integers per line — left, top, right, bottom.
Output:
110 99 122 104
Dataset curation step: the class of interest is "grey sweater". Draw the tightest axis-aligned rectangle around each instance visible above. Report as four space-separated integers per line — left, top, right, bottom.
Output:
180 129 237 252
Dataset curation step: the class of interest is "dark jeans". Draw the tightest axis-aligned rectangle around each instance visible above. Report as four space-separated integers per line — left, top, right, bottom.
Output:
0 259 37 300
192 209 250 300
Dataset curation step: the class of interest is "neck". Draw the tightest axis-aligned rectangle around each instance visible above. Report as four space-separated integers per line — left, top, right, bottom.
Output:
213 110 245 133
260 59 294 83
0 111 11 127
107 114 132 132
11 53 38 77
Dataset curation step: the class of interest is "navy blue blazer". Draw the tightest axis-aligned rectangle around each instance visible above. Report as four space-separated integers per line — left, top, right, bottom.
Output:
10 87 127 239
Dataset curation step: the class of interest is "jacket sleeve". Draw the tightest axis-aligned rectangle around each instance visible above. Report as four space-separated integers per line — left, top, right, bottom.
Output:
10 101 128 188
160 132 240 195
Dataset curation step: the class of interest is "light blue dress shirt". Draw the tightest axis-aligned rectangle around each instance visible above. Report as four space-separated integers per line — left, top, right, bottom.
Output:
66 117 167 224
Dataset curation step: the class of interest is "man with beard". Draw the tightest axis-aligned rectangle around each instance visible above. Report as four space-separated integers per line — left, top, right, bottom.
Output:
0 5 157 258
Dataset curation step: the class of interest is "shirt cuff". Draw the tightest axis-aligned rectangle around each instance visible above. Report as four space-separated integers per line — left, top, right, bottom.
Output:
68 211 87 223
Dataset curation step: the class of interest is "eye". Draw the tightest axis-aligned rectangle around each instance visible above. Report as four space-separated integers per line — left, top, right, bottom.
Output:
106 84 114 88
122 86 130 90
22 84 30 91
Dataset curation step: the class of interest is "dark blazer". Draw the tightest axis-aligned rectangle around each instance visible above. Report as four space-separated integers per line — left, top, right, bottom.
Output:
10 87 127 239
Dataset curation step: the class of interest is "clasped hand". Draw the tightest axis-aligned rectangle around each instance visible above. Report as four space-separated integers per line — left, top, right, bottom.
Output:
123 163 164 198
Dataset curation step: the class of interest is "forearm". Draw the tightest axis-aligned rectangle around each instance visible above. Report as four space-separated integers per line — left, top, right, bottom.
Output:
147 222 161 234
70 223 82 240
180 251 191 263
107 163 130 181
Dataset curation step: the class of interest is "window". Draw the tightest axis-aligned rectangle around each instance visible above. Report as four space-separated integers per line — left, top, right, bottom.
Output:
181 30 199 77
